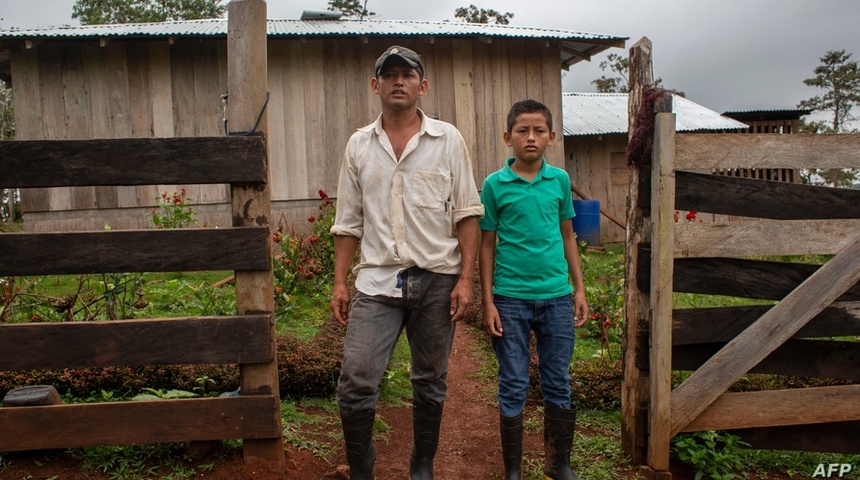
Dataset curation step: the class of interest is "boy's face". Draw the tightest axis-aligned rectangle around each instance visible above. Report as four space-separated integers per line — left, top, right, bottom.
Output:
503 112 555 164
371 58 427 112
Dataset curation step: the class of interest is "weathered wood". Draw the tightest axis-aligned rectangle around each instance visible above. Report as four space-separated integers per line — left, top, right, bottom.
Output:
648 110 675 471
669 235 860 436
676 133 860 170
0 227 270 276
227 0 283 464
0 396 281 452
637 249 860 301
0 136 268 188
728 421 860 455
682 385 860 432
675 171 860 220
673 302 860 345
0 315 273 371
673 339 860 380
621 36 654 466
674 219 860 258
3 386 62 407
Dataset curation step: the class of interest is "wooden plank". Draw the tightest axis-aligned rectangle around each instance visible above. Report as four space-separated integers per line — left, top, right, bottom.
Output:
682 386 860 432
0 227 271 276
728 421 860 455
669 235 860 436
227 0 283 464
647 109 675 471
0 315 273 371
674 219 860 258
673 302 860 345
452 40 477 167
0 396 281 452
62 44 96 211
637 249 860 301
675 171 860 220
0 136 268 188
673 339 860 380
676 133 860 170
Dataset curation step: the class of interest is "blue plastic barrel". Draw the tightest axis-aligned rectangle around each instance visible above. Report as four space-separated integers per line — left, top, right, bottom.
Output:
572 200 600 246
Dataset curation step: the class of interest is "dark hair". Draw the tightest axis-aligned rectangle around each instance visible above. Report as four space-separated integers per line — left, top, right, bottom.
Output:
506 99 553 133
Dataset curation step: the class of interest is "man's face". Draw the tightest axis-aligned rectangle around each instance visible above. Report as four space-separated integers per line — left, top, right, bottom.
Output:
371 58 427 111
504 112 556 164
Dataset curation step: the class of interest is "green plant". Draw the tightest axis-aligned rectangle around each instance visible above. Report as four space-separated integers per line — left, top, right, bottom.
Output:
673 430 750 480
131 387 198 401
149 189 198 229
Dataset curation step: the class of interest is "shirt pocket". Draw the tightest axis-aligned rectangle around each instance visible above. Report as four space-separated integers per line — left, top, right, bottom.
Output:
408 171 450 210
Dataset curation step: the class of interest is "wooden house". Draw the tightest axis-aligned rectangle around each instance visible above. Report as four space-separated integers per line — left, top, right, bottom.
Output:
563 92 747 243
0 17 626 232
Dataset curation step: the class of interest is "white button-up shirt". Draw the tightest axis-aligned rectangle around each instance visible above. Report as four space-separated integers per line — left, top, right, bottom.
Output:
331 110 484 297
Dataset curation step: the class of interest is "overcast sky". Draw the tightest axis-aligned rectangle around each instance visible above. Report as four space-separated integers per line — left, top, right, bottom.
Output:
2 0 860 120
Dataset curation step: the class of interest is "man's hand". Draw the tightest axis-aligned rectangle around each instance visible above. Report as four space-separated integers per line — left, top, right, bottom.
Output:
449 277 472 322
331 284 351 326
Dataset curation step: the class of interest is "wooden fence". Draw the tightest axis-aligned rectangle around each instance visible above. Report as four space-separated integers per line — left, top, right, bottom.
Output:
622 92 860 478
0 0 283 464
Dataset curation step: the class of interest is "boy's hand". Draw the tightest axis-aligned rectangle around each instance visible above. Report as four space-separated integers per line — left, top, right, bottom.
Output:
574 291 588 328
331 284 351 326
483 302 503 337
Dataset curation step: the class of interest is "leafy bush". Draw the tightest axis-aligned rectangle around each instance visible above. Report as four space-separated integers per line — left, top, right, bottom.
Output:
673 430 750 480
149 189 198 229
570 359 623 410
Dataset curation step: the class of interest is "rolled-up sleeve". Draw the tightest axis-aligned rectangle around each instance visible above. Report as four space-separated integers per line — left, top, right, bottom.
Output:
330 138 364 239
450 130 484 225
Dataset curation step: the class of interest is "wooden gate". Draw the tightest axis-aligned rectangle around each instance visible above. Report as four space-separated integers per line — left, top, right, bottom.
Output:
0 0 283 464
622 89 860 477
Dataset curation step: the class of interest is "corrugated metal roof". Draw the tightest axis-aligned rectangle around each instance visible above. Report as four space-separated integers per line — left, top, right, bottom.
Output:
562 92 748 136
0 18 626 66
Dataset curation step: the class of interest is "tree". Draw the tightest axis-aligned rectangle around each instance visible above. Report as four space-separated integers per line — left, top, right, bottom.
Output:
0 81 18 223
327 0 374 20
72 0 226 25
797 50 860 187
454 4 513 25
797 49 860 133
591 52 683 96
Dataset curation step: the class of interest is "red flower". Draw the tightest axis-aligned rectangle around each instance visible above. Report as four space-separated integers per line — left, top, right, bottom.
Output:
685 211 697 221
319 189 328 199
308 216 316 223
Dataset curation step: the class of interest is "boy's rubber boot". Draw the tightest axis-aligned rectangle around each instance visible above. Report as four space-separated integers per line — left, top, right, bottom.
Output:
500 412 524 480
341 409 377 480
409 401 443 480
543 405 583 480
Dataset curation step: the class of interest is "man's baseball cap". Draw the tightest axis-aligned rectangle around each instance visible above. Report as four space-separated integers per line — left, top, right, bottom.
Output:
374 45 424 78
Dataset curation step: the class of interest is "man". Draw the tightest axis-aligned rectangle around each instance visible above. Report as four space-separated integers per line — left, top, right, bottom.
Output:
330 45 483 480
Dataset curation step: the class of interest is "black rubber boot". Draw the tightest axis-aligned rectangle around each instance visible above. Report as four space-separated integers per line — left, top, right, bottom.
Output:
543 405 582 480
409 401 443 480
341 409 376 480
500 412 523 480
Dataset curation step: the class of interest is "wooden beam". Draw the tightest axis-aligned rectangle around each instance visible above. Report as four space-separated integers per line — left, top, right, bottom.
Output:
647 107 675 471
0 396 280 452
682 385 860 432
227 0 284 464
0 136 268 188
0 227 271 276
728 421 860 455
676 133 860 170
669 234 860 436
674 219 860 258
0 315 273 371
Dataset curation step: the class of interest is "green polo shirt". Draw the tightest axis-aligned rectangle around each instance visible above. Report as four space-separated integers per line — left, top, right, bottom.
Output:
480 158 575 300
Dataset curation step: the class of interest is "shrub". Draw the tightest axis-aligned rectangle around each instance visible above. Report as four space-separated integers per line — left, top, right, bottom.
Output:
570 359 623 410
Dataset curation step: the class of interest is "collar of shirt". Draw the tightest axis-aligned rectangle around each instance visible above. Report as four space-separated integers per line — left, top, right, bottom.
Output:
358 109 447 139
498 157 558 183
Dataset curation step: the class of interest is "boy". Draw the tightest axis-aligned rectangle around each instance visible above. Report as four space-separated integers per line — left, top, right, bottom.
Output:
479 99 589 480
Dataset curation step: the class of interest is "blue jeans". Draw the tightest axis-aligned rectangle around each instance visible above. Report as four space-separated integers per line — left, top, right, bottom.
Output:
492 294 575 417
337 267 459 415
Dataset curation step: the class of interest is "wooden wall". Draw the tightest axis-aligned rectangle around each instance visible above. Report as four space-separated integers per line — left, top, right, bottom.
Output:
10 35 565 232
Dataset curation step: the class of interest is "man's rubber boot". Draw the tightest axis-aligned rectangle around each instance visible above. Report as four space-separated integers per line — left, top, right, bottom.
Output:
501 412 524 480
409 401 443 480
543 405 583 480
341 409 376 480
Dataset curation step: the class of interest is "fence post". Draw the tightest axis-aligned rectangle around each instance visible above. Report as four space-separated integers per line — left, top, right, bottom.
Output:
226 0 284 465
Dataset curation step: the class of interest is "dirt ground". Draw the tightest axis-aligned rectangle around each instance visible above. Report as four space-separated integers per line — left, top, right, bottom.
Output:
0 324 750 480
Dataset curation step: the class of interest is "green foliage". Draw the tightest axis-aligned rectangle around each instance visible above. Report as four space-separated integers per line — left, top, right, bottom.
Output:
327 0 374 19
149 189 198 229
570 359 622 410
798 49 860 133
673 431 750 480
72 0 227 25
591 53 680 96
454 4 514 25
69 441 224 480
